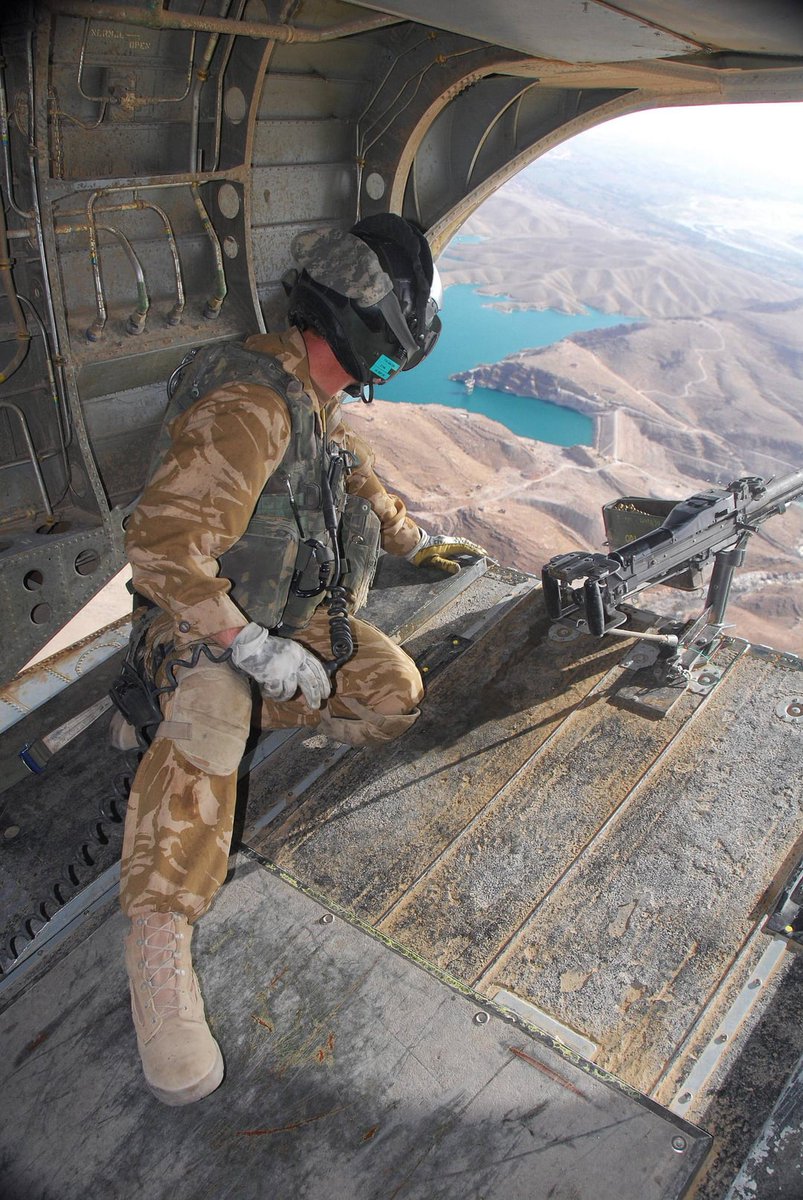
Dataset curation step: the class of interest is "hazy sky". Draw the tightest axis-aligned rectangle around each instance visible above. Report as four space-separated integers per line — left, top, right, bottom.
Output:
574 101 803 188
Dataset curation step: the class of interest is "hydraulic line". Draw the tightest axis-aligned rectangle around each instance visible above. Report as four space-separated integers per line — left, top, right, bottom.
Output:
51 94 108 130
0 56 33 220
16 292 71 484
84 190 107 340
59 199 185 325
210 0 247 172
359 44 487 158
24 29 72 456
50 1 402 45
0 401 53 518
139 199 185 324
48 85 107 178
189 0 232 173
77 17 197 108
0 198 32 384
191 182 227 319
67 213 150 338
97 225 149 334
354 30 434 215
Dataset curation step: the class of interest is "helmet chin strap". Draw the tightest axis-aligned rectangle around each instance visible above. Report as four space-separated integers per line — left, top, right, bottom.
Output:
344 379 374 403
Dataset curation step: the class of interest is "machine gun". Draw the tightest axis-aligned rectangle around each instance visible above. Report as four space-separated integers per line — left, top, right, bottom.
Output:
541 469 803 682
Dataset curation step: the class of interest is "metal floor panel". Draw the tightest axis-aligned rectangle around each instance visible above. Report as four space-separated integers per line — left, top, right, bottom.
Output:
255 593 630 915
484 648 803 1094
0 852 709 1200
251 596 803 1104
377 652 705 981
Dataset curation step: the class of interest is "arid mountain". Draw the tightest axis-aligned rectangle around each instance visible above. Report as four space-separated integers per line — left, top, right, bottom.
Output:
354 166 803 655
439 188 803 319
348 398 803 654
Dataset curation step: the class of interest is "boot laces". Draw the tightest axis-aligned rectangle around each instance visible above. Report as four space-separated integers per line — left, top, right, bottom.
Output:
137 914 188 1018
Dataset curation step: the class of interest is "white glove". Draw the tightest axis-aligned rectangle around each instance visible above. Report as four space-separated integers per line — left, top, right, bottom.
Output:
230 623 331 709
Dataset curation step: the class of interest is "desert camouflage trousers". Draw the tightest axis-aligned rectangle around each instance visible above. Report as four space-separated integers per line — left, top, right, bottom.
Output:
119 607 423 922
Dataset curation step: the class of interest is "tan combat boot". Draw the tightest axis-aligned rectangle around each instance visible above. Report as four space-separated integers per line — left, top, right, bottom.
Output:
124 911 224 1106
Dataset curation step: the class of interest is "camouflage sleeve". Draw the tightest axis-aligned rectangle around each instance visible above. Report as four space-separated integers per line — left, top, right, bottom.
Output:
336 416 421 556
126 382 292 639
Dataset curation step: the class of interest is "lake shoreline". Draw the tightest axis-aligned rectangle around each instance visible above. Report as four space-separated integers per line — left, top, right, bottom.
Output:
449 318 649 452
379 283 633 448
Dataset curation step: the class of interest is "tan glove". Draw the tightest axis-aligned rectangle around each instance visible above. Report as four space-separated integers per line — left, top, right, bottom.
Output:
405 528 488 576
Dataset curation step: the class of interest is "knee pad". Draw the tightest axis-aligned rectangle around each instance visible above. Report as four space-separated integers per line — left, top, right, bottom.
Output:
154 660 252 776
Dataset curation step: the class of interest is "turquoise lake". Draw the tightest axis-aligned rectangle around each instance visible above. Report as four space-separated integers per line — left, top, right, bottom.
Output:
377 282 632 446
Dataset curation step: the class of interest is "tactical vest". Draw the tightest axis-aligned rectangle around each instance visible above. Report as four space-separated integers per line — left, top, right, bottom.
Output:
152 340 381 631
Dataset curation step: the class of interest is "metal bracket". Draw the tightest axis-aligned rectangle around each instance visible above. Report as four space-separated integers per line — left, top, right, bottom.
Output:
415 634 473 681
547 621 581 644
775 696 803 726
687 665 723 695
764 858 803 944
669 935 788 1116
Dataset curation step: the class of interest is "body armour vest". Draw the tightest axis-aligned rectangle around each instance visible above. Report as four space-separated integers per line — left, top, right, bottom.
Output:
151 340 381 632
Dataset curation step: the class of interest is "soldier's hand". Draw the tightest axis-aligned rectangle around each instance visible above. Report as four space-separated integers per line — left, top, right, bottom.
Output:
406 529 488 576
230 623 331 708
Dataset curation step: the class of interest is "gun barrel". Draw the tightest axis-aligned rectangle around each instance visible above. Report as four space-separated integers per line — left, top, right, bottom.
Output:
748 468 803 521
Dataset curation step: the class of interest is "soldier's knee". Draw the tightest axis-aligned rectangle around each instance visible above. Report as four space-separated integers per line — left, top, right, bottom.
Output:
154 659 252 776
319 697 420 747
372 651 424 716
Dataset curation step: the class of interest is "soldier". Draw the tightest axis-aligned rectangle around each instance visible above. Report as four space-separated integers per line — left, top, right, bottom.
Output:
117 214 487 1105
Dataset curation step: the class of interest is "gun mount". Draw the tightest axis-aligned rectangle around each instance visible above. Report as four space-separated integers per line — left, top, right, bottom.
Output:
541 470 803 703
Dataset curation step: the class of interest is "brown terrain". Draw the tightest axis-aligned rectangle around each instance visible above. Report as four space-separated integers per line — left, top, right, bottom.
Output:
348 177 803 655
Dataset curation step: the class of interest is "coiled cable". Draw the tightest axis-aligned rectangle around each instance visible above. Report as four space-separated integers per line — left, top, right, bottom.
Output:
326 584 354 673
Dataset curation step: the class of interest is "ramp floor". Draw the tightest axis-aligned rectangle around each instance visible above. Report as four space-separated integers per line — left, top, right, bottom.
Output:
254 593 803 1107
0 853 708 1200
3 562 802 1198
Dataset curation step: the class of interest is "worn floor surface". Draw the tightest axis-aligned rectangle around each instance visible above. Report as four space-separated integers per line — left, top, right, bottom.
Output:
0 854 708 1200
2 559 802 1197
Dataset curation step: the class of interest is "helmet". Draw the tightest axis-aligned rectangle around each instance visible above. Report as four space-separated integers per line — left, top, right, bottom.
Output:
287 213 442 393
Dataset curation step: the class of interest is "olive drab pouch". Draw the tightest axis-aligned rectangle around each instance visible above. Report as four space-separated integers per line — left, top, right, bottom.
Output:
218 507 300 631
339 493 382 613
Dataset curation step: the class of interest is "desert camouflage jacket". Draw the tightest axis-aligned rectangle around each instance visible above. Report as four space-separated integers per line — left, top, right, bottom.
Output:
126 328 421 643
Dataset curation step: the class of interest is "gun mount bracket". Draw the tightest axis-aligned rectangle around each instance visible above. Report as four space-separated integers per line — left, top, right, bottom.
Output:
613 634 726 717
547 621 581 644
775 696 803 726
415 633 473 681
687 665 723 695
620 642 661 671
764 859 803 945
